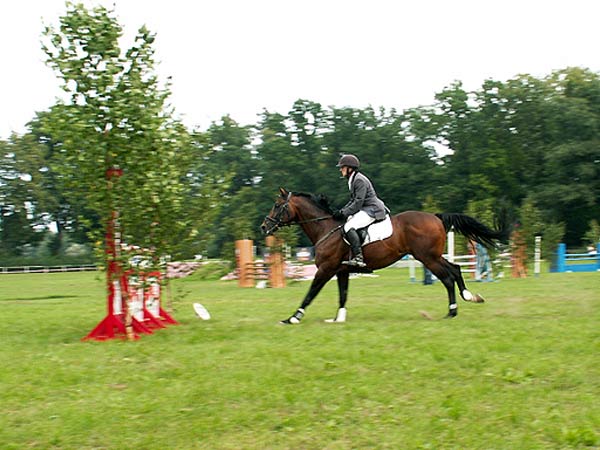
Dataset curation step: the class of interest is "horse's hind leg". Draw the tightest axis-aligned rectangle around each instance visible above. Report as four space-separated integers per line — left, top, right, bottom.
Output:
449 262 484 303
423 257 458 318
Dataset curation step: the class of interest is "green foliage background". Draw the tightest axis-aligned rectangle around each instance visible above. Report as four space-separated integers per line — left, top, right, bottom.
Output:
2 2 600 265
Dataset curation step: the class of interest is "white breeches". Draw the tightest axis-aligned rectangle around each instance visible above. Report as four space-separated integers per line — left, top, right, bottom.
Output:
344 210 375 232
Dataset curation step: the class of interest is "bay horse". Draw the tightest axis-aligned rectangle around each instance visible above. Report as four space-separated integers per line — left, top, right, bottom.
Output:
261 188 509 324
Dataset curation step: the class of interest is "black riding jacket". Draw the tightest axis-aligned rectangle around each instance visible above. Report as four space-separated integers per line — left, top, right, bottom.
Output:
340 171 387 220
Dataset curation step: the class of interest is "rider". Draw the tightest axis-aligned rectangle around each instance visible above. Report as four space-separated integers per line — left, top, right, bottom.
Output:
333 154 388 268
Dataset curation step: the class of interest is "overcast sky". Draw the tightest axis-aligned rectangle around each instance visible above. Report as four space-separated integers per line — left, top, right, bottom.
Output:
2 0 599 139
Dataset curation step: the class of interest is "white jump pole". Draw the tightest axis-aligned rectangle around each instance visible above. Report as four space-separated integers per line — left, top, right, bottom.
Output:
447 230 455 263
534 235 542 277
409 256 416 283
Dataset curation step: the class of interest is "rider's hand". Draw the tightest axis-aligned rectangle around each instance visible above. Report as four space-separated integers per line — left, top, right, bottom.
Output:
332 210 346 221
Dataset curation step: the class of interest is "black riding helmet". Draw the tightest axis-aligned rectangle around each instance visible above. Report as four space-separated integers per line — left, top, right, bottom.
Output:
336 154 360 169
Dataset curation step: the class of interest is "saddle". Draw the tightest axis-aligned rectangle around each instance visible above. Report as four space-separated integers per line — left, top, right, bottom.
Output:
358 214 393 246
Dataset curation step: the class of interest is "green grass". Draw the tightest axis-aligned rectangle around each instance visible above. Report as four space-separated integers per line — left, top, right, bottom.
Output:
1 269 599 449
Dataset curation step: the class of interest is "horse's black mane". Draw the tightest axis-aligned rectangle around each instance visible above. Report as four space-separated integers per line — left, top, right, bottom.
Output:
294 192 335 214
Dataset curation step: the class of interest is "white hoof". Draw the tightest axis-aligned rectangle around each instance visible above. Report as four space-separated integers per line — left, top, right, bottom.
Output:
462 290 474 301
325 308 346 323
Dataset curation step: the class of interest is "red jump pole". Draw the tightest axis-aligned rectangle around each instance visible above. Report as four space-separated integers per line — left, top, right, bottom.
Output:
83 168 153 341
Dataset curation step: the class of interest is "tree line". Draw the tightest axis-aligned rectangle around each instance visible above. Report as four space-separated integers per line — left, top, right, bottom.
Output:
1 3 599 266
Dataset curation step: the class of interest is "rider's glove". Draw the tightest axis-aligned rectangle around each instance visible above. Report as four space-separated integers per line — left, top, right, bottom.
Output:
332 210 346 221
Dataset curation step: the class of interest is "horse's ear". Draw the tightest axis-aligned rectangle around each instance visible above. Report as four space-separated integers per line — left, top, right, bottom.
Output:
279 187 288 197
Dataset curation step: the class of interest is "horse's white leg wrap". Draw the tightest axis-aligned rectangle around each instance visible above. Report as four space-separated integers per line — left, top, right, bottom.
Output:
325 307 347 323
462 290 474 301
288 308 304 324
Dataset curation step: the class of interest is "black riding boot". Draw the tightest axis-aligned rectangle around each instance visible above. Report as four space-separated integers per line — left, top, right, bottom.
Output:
342 228 366 267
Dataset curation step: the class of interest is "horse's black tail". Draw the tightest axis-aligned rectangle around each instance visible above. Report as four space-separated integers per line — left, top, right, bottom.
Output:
435 213 510 248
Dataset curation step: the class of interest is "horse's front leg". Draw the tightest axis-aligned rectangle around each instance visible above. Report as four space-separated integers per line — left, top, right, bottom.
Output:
325 270 349 323
280 268 335 325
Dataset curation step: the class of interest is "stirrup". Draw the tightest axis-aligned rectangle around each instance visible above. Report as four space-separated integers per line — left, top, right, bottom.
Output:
342 256 366 268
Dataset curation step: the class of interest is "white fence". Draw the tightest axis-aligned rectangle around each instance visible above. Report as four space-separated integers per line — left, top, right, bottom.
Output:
0 264 97 274
452 254 477 274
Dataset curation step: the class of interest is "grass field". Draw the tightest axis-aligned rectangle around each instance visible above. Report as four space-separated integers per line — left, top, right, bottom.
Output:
1 268 599 449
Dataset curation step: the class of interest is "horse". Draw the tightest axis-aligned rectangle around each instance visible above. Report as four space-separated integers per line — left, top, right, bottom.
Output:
260 187 509 324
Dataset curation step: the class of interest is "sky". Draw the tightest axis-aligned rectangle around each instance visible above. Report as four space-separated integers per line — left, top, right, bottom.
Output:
2 0 600 139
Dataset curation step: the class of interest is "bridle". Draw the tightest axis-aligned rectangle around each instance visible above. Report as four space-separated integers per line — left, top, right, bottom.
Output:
263 192 293 234
263 191 334 236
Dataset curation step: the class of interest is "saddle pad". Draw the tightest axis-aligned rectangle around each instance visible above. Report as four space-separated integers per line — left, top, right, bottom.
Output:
363 215 393 246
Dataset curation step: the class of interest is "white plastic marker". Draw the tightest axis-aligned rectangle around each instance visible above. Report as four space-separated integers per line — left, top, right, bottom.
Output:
193 303 211 320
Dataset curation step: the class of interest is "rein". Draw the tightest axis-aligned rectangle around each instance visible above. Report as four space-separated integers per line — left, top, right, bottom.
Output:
314 224 344 248
264 213 334 230
275 216 341 247
297 216 332 225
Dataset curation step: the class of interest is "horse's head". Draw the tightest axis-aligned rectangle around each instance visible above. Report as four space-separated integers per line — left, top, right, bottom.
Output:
261 187 296 235
261 187 335 235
